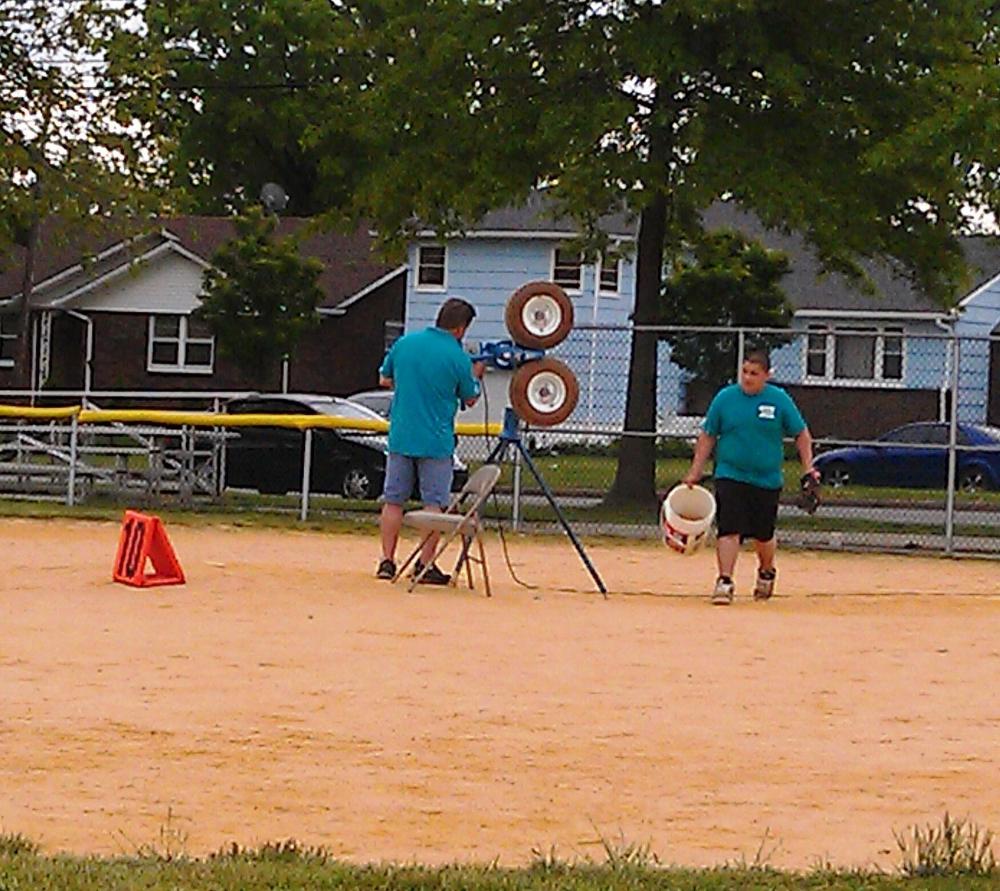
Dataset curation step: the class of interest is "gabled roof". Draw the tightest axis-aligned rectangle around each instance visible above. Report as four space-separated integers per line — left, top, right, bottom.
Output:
0 216 402 311
0 218 130 301
703 202 1000 316
431 188 637 240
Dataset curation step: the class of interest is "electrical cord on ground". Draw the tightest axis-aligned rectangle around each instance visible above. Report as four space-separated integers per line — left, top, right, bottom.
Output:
480 374 537 590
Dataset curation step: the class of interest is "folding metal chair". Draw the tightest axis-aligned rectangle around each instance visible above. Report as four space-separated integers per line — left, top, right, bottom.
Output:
393 463 502 596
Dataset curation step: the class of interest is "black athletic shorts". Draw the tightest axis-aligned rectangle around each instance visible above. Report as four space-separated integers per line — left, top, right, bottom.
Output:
714 478 781 542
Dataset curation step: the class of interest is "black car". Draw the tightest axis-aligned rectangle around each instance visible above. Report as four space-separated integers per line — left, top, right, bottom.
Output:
346 388 394 420
224 394 467 499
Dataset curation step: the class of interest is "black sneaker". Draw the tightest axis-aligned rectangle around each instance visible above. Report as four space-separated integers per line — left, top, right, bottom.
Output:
753 568 776 600
376 558 396 580
413 561 451 585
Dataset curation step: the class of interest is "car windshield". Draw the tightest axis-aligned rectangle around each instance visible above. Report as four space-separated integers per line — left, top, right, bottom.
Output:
880 426 924 443
967 425 1000 444
355 393 390 407
306 399 384 423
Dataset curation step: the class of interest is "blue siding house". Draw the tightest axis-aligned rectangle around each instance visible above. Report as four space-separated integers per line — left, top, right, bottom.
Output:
400 194 1000 437
702 204 1000 431
403 191 639 430
953 261 1000 425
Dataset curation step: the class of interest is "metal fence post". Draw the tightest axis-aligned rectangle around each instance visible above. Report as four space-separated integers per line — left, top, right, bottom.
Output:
736 328 746 378
512 446 522 531
66 414 79 506
212 398 224 498
944 334 960 555
300 427 313 522
180 425 193 505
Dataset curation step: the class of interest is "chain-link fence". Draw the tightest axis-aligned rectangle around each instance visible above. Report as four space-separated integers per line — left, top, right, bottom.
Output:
1 325 997 558
510 324 1000 556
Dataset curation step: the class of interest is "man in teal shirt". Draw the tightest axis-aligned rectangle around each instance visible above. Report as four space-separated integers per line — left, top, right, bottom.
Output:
684 349 818 605
376 298 484 583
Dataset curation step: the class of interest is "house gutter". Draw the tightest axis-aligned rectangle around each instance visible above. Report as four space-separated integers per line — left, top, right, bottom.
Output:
63 309 94 398
795 309 951 321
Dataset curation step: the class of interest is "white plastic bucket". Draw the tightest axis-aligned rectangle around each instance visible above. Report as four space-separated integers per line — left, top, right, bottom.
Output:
661 484 716 555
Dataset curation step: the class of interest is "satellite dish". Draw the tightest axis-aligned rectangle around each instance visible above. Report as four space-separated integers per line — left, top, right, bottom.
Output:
260 182 289 213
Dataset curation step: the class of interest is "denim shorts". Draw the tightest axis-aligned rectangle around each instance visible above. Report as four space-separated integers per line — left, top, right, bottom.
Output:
382 453 454 508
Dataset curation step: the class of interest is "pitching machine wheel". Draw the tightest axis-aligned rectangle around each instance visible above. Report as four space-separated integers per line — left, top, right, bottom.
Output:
508 357 579 427
504 281 574 350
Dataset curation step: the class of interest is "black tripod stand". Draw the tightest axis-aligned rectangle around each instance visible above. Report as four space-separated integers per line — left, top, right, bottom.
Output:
484 407 607 596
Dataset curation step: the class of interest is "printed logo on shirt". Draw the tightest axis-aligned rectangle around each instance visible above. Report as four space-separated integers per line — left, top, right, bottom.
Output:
757 404 777 420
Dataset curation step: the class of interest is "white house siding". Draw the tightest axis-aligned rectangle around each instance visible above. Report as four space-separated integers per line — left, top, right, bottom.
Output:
53 250 205 314
955 278 1000 423
405 238 636 429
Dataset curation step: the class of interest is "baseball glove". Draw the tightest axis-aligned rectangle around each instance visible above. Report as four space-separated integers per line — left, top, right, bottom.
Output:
796 472 821 515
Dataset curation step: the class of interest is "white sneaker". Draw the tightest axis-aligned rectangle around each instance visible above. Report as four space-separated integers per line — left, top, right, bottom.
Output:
711 576 734 606
753 568 776 601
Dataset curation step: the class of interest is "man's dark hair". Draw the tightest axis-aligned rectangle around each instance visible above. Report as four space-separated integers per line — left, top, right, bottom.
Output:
744 348 771 371
436 297 476 330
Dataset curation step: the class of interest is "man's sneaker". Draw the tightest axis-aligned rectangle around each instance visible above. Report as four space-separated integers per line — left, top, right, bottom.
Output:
753 568 777 601
413 561 451 586
711 575 735 606
376 558 396 580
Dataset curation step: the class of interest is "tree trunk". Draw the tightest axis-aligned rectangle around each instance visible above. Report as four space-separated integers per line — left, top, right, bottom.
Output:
604 191 668 508
14 217 40 394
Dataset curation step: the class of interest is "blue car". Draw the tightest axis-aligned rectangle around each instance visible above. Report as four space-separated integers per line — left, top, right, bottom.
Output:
814 422 1000 493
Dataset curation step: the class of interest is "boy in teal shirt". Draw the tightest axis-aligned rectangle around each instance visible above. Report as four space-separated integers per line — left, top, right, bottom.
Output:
684 350 818 605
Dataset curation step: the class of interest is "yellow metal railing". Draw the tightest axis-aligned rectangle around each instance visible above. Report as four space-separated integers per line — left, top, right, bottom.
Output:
0 404 501 437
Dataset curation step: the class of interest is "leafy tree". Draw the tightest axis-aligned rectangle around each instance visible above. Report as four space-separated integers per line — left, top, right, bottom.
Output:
197 208 324 388
102 0 364 216
660 230 793 409
122 1 1000 506
342 1 1000 506
0 0 165 387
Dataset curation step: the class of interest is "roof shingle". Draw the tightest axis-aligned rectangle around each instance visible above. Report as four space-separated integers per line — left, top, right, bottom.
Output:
0 217 399 310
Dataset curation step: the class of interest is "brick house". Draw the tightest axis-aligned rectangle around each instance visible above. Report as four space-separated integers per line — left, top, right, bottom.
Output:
0 217 405 403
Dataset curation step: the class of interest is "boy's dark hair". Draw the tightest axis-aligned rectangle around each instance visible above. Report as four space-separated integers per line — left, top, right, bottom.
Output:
744 348 771 371
436 297 476 330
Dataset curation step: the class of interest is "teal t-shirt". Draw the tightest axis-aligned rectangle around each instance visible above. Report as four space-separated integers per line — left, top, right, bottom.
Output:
703 382 806 489
379 327 480 459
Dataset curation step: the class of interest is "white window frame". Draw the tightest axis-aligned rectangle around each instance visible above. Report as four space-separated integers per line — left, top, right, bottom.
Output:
805 325 828 378
802 325 906 387
597 253 622 297
880 327 904 381
147 314 215 375
551 247 583 293
0 315 16 368
415 244 447 291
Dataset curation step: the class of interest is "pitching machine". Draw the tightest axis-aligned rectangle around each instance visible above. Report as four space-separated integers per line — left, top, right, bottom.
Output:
471 281 607 595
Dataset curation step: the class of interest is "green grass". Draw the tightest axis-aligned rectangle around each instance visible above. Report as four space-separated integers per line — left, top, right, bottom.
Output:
509 455 1000 506
2 450 997 544
0 846 997 891
0 494 380 535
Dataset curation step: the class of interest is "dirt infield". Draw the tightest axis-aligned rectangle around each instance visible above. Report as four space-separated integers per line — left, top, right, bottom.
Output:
2 517 998 869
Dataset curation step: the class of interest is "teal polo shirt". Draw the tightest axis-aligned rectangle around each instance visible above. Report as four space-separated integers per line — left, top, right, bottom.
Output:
379 326 480 459
703 382 806 489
